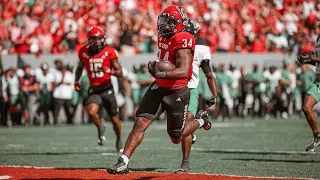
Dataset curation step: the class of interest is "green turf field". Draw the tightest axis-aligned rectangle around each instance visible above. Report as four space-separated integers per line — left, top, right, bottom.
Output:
0 117 319 179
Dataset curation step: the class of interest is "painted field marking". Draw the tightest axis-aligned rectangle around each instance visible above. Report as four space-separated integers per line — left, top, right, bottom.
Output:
0 176 12 179
191 147 320 155
101 153 117 156
153 122 256 130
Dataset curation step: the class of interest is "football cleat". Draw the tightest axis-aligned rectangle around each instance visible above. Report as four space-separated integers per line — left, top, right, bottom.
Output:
306 136 320 152
97 124 106 146
174 168 188 174
174 159 189 174
196 110 211 130
107 157 129 174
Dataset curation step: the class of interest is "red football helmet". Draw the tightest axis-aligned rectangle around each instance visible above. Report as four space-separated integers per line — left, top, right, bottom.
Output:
87 26 105 53
157 5 188 38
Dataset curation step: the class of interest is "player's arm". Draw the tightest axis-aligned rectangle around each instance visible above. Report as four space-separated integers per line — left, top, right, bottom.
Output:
200 59 218 107
75 60 84 83
74 60 84 91
201 60 218 97
110 59 123 78
157 49 192 79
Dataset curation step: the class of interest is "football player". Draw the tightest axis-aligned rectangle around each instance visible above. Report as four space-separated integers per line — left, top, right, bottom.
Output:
298 36 320 152
74 26 123 152
108 6 212 174
175 18 218 173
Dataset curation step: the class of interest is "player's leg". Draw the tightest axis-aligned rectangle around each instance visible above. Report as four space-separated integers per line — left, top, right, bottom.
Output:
175 111 193 173
108 82 163 174
52 98 63 125
102 87 123 152
63 100 73 124
175 88 199 173
81 98 87 124
86 89 104 145
164 87 210 144
302 83 320 152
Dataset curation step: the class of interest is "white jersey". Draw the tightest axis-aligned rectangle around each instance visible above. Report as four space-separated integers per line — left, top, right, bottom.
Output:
314 37 320 74
188 45 211 88
36 72 55 92
263 69 282 89
226 69 241 89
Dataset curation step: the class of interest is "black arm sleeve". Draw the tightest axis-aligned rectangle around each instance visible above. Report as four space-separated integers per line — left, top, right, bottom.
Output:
200 59 211 74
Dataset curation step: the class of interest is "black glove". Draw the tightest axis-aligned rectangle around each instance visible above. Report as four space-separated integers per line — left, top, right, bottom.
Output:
298 54 311 64
205 96 218 107
148 61 158 77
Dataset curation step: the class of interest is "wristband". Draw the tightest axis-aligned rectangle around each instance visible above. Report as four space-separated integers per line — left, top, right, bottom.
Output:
157 72 167 79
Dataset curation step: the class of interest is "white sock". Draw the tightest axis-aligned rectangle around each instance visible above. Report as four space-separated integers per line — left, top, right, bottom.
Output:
196 119 204 128
121 154 130 165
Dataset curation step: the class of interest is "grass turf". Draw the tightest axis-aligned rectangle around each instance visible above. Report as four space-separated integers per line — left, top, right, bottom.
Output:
0 117 319 179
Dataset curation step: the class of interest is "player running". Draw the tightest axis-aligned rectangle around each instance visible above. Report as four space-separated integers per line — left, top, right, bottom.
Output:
297 36 320 152
108 6 212 174
74 26 123 152
175 18 218 173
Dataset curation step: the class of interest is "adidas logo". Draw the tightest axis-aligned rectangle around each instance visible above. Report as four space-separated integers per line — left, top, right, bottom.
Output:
176 97 182 102
108 90 112 95
151 84 159 90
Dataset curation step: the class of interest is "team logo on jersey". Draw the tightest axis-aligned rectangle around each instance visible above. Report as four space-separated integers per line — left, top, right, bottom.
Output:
168 42 171 45
82 53 89 59
161 43 168 49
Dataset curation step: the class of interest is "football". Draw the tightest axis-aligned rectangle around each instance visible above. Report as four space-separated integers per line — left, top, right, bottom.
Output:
157 60 176 72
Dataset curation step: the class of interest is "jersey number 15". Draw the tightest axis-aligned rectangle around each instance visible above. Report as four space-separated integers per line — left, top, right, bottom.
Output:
89 60 104 78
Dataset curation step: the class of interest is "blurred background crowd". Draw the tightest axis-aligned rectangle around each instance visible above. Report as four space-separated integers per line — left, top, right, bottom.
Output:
1 0 320 55
1 0 320 126
0 56 317 126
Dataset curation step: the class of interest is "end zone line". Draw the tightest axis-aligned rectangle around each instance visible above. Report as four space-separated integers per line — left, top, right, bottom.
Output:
0 166 316 180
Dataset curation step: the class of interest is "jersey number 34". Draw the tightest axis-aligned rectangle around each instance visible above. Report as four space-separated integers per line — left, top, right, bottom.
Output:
158 38 192 61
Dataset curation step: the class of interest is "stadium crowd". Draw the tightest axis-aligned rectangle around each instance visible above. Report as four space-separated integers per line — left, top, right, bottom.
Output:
0 56 316 126
0 0 320 55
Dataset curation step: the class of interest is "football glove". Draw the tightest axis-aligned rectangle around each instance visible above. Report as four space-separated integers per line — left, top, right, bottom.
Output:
205 96 218 107
298 54 311 64
74 82 81 91
148 61 159 77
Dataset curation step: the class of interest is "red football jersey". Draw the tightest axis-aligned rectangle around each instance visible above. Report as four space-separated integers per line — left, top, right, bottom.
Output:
78 45 119 87
156 32 195 89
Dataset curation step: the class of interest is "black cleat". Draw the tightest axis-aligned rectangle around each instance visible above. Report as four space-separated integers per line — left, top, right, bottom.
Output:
191 133 196 144
97 124 106 146
306 136 320 152
108 157 129 174
196 110 211 130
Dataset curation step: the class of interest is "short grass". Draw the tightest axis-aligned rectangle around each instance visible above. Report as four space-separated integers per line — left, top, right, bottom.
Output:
0 117 319 179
